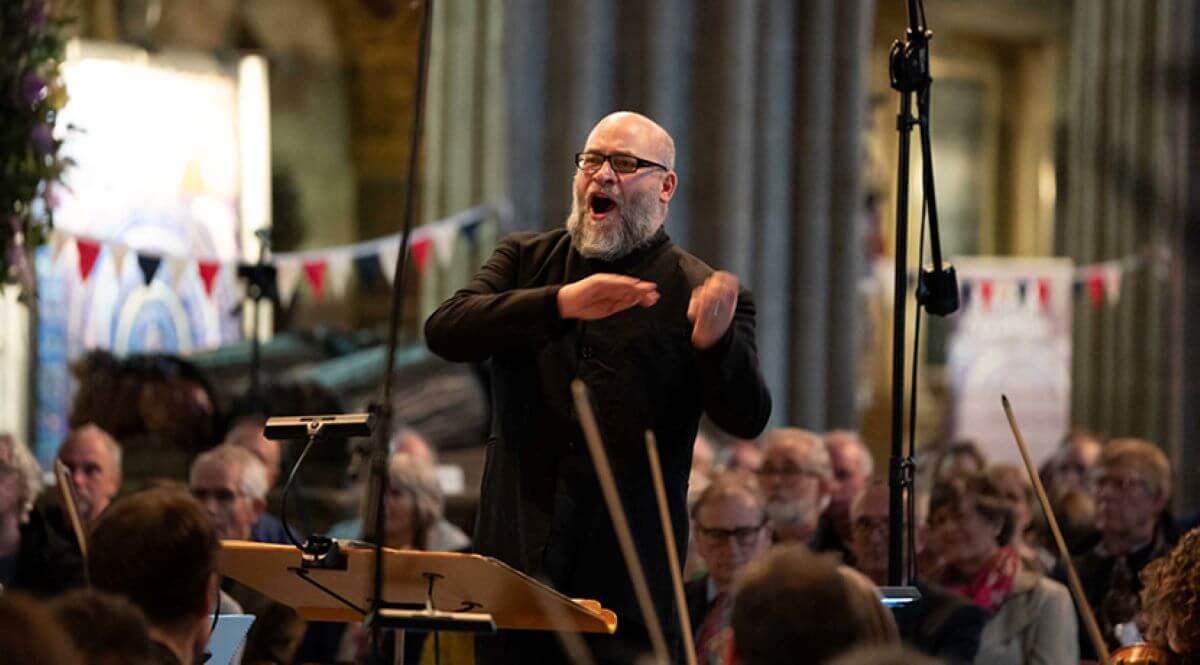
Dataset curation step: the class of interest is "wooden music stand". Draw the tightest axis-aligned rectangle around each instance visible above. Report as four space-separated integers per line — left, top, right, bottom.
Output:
218 540 617 635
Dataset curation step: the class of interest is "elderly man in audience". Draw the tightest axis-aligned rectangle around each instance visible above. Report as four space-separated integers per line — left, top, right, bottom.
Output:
757 428 833 549
89 488 220 665
724 438 764 475
929 472 1077 664
1045 428 1103 499
821 429 873 563
1056 438 1177 660
58 424 123 530
223 416 291 544
190 444 305 664
731 544 897 665
850 479 985 664
684 472 771 664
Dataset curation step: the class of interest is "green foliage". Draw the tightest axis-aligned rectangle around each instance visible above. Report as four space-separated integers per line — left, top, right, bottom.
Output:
0 0 72 298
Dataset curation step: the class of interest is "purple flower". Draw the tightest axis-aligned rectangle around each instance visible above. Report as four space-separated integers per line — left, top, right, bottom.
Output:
26 0 48 29
31 123 53 154
21 72 46 107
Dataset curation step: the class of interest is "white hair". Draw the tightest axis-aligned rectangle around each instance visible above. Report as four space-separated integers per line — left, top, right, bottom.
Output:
191 444 268 501
763 428 833 479
0 434 43 523
825 430 874 477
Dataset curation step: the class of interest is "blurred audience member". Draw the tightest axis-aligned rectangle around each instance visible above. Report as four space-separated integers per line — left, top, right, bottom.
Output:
89 488 220 665
724 439 763 475
683 430 718 580
987 464 1055 573
685 472 771 664
0 591 84 665
929 473 1078 664
189 445 304 664
1058 438 1176 660
822 430 874 564
1137 527 1200 659
221 419 292 544
1044 428 1103 500
0 433 42 585
51 588 155 665
329 428 468 552
827 644 941 665
758 428 832 548
58 424 123 529
189 444 268 542
3 434 84 595
838 564 900 645
851 479 985 664
731 545 893 665
932 439 986 482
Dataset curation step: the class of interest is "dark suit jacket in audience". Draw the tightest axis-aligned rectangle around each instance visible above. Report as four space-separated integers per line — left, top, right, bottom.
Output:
684 574 716 637
891 580 986 665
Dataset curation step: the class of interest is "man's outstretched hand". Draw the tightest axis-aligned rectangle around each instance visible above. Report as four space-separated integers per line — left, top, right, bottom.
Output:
557 273 660 320
688 271 738 349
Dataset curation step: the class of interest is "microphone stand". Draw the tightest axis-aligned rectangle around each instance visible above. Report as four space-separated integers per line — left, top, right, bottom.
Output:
886 0 959 588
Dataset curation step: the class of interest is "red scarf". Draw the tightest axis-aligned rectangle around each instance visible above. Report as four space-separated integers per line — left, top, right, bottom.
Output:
948 545 1020 613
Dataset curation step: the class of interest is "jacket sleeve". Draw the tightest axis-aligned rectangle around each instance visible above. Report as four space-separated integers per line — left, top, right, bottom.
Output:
425 236 566 362
694 287 772 439
1025 580 1080 665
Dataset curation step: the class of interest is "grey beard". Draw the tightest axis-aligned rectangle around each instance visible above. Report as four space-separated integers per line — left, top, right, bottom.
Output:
566 190 661 261
766 498 818 528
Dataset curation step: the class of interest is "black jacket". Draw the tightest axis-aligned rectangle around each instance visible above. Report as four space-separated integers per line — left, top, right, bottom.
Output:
425 229 771 648
892 580 986 665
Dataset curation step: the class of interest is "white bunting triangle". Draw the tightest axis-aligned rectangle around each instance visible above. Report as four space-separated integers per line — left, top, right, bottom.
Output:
429 222 457 268
275 258 302 307
327 251 353 299
1104 262 1122 306
49 232 68 261
167 256 189 288
111 244 130 279
378 238 401 285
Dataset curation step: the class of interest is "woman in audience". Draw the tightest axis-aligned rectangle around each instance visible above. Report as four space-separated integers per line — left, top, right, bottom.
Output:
929 472 1078 664
1137 527 1200 659
987 464 1055 573
933 440 987 482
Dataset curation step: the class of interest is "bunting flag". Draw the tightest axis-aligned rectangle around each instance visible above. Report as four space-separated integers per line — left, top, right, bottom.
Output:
111 244 130 279
979 280 993 309
1016 279 1028 304
378 238 401 285
302 260 327 301
461 219 483 245
275 259 302 307
1037 279 1051 309
429 223 458 268
167 256 189 288
49 232 67 261
1087 273 1105 306
411 237 432 275
354 254 385 291
1072 279 1084 299
137 253 162 286
76 239 101 282
961 281 973 308
197 261 221 297
1103 263 1122 305
327 252 353 300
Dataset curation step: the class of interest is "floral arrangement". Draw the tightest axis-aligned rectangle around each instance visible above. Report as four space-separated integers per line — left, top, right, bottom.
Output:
1 0 70 301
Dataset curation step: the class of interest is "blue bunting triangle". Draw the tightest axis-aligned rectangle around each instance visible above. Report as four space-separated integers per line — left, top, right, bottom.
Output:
354 253 386 291
137 253 161 287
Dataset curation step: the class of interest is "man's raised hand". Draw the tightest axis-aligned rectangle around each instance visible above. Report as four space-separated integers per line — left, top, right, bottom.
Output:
687 271 738 349
557 273 660 320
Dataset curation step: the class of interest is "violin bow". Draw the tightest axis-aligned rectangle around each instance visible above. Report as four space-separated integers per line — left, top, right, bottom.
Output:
54 459 90 583
1001 395 1110 665
572 380 671 664
646 430 699 665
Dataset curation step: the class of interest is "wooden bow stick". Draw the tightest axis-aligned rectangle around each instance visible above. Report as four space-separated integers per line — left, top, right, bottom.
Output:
646 430 699 665
571 380 670 664
1002 395 1110 665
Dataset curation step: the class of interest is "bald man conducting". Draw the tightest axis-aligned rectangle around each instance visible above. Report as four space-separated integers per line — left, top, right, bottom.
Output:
426 111 772 663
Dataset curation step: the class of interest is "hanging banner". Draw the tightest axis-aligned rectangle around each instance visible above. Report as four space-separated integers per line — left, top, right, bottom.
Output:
946 257 1075 467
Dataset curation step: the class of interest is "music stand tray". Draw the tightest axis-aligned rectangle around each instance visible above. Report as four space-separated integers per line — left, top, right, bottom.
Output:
218 540 617 634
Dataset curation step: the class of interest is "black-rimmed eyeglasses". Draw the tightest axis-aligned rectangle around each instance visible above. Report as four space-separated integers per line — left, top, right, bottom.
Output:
575 151 669 174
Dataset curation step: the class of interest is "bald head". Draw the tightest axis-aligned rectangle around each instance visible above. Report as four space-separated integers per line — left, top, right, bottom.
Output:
587 111 675 169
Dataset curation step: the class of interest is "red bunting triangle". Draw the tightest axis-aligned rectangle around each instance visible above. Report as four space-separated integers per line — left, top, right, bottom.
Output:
76 239 101 282
302 260 327 301
1088 273 1105 306
1037 278 1051 310
411 237 432 274
197 261 221 297
979 280 993 309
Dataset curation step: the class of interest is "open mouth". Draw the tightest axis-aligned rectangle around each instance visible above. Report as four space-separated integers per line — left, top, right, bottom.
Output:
589 192 617 217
